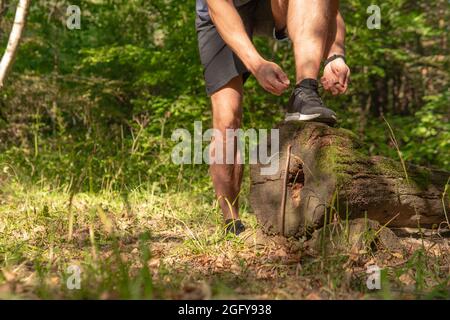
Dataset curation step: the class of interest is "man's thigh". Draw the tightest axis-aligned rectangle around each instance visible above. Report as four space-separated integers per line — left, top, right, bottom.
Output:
252 0 277 37
196 2 254 96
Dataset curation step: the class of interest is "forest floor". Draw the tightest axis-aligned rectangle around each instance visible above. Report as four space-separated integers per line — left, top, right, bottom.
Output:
0 177 449 299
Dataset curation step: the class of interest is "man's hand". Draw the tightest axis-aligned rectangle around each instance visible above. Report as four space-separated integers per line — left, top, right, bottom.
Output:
320 58 350 95
252 60 290 96
206 0 289 96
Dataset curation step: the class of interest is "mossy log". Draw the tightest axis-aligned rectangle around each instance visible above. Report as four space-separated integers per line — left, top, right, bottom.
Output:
250 122 450 237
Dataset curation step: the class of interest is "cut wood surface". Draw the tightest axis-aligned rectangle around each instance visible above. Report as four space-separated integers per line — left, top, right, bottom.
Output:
250 122 450 237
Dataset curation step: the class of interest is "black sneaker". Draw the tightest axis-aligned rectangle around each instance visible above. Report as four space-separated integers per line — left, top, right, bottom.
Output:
225 219 246 236
285 78 337 126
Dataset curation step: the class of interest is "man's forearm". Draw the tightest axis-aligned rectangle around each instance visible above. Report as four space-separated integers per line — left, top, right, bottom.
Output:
207 0 263 73
324 3 346 59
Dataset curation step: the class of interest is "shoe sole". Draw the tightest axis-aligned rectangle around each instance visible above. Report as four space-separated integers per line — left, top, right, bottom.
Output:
284 112 337 125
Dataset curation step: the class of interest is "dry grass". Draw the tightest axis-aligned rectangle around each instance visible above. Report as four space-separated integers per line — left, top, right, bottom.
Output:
0 174 449 300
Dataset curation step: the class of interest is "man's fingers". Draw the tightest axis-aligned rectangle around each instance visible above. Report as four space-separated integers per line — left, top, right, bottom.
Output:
322 75 340 93
271 68 290 94
255 61 290 96
330 86 339 95
271 83 284 95
337 69 346 86
275 68 290 86
337 67 349 88
343 69 350 90
270 75 289 95
333 83 346 94
264 82 281 96
320 77 330 90
336 69 349 94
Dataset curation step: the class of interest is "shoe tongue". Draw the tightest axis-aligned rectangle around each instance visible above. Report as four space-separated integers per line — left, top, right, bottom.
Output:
296 78 318 91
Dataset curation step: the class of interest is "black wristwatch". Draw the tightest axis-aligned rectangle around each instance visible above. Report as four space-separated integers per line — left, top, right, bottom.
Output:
324 54 346 67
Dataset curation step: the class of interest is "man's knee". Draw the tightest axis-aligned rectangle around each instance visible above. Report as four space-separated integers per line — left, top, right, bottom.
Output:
214 115 241 133
211 94 241 131
211 78 243 133
210 108 241 165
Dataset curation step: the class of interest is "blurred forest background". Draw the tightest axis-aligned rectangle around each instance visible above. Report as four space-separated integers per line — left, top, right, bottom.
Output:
0 0 448 193
0 0 448 299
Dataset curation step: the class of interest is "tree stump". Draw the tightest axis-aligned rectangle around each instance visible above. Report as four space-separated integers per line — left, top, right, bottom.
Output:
250 122 450 237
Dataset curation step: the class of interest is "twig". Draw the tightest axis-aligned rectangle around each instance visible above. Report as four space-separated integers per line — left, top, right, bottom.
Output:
280 144 292 236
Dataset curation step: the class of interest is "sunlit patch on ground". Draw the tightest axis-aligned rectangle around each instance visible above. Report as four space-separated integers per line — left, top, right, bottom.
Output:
0 178 448 299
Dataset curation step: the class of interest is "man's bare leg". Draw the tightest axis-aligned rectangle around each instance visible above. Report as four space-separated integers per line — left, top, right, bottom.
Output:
271 0 337 125
287 0 331 83
270 0 288 32
271 0 331 82
210 76 245 233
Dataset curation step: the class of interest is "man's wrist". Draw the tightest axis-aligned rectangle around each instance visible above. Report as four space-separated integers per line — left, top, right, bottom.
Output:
246 55 265 74
324 54 345 67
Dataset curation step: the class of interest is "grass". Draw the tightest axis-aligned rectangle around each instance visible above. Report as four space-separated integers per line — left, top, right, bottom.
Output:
0 117 448 299
0 168 449 300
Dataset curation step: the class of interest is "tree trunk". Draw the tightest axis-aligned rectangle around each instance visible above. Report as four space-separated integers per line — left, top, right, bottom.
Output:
0 1 9 21
250 122 449 237
0 0 30 89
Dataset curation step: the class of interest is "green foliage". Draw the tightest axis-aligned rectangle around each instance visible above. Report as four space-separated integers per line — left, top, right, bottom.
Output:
0 0 448 300
0 0 448 193
404 92 450 169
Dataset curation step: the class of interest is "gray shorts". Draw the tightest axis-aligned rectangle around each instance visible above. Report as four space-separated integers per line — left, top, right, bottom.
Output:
196 0 275 95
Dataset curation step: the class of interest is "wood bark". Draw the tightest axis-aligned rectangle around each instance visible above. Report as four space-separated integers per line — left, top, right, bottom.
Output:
0 0 30 89
250 122 449 237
